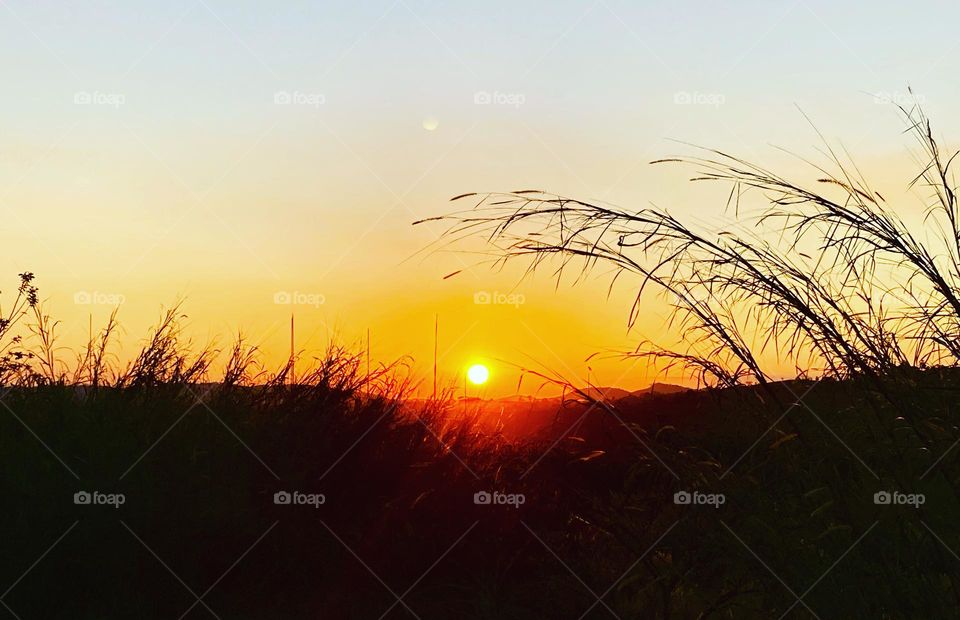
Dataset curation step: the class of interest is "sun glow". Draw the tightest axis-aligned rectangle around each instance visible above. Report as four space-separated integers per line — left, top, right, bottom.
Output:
467 363 489 385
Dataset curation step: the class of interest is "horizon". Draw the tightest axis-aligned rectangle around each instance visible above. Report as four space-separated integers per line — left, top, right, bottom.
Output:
4 1 960 396
9 3 960 618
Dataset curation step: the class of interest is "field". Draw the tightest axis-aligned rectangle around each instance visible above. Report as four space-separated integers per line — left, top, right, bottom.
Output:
4 348 960 618
6 102 960 618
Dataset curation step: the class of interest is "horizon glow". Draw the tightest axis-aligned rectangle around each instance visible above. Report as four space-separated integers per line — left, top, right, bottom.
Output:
2 1 959 395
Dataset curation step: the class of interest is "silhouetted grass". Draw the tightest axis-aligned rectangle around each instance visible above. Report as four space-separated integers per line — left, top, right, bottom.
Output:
7 100 960 618
4 284 960 617
410 99 960 617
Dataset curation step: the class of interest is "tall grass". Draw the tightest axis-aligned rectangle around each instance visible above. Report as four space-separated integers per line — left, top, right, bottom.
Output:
418 102 960 390
2 287 531 618
7 101 960 617
411 100 960 617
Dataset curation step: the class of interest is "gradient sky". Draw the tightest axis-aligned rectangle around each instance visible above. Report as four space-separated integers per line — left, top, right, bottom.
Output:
2 0 959 395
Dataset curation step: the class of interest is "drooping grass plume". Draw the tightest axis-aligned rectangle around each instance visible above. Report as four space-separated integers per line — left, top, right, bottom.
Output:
417 101 960 391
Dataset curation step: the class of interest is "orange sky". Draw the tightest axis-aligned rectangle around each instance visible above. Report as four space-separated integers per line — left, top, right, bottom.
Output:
2 2 958 395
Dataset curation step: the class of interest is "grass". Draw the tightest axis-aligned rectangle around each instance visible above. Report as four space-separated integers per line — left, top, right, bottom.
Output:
7 338 960 617
5 99 960 618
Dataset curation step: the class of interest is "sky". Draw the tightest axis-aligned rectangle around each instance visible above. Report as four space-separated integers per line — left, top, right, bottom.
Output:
2 0 960 396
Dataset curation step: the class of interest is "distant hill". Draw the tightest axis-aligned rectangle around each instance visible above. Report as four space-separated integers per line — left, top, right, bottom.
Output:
579 386 632 401
489 383 692 404
630 383 690 396
577 384 691 401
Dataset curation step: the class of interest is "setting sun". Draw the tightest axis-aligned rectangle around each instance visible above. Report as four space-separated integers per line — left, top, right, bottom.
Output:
466 363 489 385
5 3 957 616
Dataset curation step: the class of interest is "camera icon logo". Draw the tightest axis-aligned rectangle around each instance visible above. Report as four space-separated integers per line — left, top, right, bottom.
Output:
473 291 491 305
74 291 92 305
473 491 492 505
274 91 292 105
74 491 92 505
274 491 292 505
473 91 492 105
273 291 292 305
673 91 692 105
874 491 892 505
673 491 691 505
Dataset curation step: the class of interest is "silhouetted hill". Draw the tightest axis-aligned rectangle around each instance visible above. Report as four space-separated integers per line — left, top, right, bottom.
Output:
630 382 689 396
580 386 632 401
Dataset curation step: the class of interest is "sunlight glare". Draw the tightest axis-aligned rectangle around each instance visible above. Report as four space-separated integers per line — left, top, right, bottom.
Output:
467 363 489 385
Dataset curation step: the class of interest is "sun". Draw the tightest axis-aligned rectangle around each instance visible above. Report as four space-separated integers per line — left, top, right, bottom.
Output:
467 363 489 385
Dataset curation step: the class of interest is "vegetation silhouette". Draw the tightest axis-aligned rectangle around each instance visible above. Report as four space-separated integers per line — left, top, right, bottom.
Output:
6 100 960 617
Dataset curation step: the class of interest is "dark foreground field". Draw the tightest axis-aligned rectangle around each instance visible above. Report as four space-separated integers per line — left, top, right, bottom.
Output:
4 362 960 619
8 102 960 618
